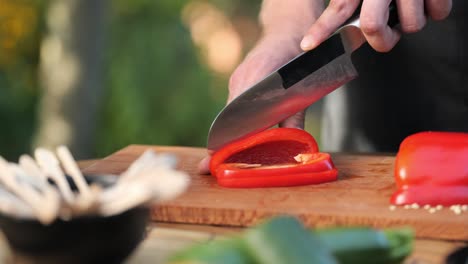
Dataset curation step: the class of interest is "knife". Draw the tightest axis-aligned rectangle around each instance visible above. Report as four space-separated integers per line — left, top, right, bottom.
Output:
207 2 399 151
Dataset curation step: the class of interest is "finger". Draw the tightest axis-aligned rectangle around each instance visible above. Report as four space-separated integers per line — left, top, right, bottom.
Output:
279 110 306 129
396 0 426 33
197 154 212 175
228 63 252 103
425 0 452 21
301 0 361 51
360 0 401 52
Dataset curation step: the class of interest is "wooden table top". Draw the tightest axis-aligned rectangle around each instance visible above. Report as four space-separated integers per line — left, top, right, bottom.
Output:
83 145 468 241
0 159 466 264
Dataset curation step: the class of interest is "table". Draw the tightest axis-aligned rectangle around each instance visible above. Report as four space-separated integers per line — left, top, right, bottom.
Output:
0 160 466 264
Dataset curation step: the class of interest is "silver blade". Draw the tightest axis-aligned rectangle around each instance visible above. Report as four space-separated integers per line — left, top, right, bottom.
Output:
207 23 365 151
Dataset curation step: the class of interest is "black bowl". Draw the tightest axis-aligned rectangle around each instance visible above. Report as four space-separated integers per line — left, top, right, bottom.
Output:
0 175 150 264
446 246 468 264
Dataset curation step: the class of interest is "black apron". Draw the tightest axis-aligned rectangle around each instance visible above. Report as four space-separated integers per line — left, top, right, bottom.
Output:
321 1 468 152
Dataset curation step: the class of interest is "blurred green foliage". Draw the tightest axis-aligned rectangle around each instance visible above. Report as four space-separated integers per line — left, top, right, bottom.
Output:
0 0 44 160
0 0 263 159
96 0 262 156
97 0 222 156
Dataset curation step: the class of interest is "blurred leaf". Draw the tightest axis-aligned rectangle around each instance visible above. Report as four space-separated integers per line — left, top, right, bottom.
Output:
95 1 229 156
0 0 43 159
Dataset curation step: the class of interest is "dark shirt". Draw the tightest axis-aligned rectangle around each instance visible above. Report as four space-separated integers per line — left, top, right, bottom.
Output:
322 1 468 152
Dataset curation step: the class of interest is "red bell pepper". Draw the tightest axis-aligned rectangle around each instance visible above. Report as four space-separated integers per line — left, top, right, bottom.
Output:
209 128 338 188
390 131 468 206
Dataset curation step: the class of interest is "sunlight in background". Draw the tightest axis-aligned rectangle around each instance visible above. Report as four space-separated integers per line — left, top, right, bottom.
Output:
35 0 81 148
182 1 242 75
0 0 273 159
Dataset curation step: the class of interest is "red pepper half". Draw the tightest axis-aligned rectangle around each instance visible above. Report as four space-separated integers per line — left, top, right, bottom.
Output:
209 128 338 188
390 131 468 206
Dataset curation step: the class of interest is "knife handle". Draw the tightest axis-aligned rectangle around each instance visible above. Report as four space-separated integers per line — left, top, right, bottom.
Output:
343 1 400 28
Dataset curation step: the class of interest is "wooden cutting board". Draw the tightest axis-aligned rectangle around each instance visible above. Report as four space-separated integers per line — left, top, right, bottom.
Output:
83 145 468 241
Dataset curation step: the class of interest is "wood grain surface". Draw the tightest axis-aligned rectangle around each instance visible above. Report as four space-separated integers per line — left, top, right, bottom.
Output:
83 145 468 241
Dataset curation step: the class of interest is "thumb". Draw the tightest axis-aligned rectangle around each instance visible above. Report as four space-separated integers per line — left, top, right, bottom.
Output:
197 155 211 175
197 149 214 175
279 110 306 129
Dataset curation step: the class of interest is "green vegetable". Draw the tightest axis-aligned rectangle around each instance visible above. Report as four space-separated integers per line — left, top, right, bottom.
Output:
316 227 414 264
169 237 252 264
382 228 414 263
168 216 414 264
244 216 338 264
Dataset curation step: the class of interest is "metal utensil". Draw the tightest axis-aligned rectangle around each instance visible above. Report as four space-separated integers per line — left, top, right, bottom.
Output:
207 2 399 151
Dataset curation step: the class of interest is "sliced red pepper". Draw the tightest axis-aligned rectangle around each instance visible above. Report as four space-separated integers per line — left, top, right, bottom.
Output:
210 128 338 188
390 131 468 206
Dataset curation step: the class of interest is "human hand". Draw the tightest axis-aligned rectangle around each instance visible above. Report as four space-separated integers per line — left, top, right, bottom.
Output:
228 36 306 127
300 0 453 52
198 0 323 174
197 36 305 174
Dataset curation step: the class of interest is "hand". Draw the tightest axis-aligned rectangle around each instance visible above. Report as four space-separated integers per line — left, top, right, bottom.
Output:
198 0 322 174
228 36 306 127
197 36 304 174
300 0 453 52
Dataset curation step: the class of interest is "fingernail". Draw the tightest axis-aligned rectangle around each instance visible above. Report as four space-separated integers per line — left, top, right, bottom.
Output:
300 35 316 50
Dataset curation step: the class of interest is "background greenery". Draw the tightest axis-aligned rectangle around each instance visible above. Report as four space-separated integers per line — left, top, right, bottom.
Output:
0 0 321 160
0 0 43 159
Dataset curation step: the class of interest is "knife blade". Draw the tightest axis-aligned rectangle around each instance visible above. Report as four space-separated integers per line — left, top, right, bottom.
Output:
207 2 399 151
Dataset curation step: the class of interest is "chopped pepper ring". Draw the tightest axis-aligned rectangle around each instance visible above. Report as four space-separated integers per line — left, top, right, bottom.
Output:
209 128 338 188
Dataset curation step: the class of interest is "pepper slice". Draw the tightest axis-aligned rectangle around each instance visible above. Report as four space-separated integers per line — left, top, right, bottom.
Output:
390 131 468 206
209 128 338 188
